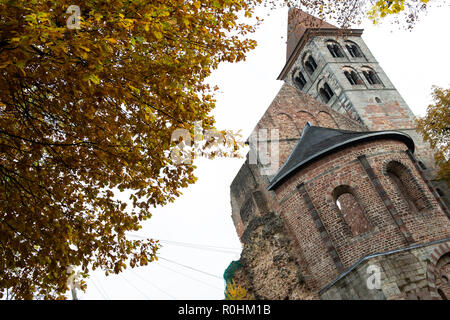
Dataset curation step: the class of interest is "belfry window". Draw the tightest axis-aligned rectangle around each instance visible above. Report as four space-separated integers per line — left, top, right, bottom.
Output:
319 82 334 103
327 43 344 58
294 72 307 90
344 70 362 85
362 68 382 85
304 55 318 75
346 42 362 58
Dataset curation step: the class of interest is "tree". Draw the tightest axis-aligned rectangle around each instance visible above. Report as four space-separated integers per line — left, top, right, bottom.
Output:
416 86 450 186
0 0 259 299
264 0 441 29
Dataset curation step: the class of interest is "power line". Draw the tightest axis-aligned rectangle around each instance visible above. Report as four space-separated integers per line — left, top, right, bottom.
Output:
90 276 109 300
158 256 223 280
159 241 241 254
130 270 177 300
119 274 152 300
156 262 223 291
127 233 241 254
95 275 111 300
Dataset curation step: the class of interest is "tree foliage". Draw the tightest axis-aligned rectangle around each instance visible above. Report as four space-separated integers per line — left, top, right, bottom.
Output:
416 86 450 186
224 280 252 300
264 0 440 29
0 0 260 299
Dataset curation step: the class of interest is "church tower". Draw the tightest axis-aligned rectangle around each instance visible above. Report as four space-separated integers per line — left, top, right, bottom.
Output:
227 9 450 300
278 9 443 191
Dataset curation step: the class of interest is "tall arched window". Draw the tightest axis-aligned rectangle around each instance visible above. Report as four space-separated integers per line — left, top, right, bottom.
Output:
333 186 370 236
304 55 318 75
386 161 426 213
293 71 307 90
362 67 382 85
343 68 362 85
319 82 334 103
327 41 344 58
345 41 363 58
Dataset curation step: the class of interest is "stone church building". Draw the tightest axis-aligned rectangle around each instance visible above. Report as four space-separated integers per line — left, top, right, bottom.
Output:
227 9 450 300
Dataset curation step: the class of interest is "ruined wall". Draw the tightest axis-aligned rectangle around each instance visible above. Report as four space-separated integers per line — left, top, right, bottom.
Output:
231 212 317 300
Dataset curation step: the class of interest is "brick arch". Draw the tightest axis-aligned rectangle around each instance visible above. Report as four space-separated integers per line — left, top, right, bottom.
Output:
325 181 359 203
273 112 301 140
295 111 317 132
317 111 339 129
331 185 371 237
382 159 432 213
426 242 450 300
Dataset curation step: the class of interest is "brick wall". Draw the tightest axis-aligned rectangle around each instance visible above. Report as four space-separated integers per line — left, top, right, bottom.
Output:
272 139 450 290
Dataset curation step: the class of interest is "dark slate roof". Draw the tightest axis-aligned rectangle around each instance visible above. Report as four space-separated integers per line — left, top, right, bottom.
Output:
267 123 415 191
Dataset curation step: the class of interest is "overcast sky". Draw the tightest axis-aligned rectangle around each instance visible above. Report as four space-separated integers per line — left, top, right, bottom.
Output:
77 4 450 300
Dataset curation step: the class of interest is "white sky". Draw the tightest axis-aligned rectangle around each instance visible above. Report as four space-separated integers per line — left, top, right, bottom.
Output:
77 4 450 300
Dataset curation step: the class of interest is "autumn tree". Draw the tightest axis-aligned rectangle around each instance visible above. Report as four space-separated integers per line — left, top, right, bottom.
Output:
263 0 443 29
0 0 259 299
224 280 253 300
416 86 450 186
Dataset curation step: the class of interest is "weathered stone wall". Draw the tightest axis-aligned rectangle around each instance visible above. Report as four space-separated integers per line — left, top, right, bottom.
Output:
320 240 450 300
232 212 317 300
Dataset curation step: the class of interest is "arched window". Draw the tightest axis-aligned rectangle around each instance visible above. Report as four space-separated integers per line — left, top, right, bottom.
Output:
386 161 426 213
319 82 334 103
435 253 450 300
362 67 382 85
375 97 382 103
345 41 363 58
327 41 344 58
304 54 318 75
293 71 307 90
343 68 362 85
333 186 370 236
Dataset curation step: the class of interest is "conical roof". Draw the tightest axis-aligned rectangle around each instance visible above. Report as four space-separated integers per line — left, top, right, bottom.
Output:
267 123 415 190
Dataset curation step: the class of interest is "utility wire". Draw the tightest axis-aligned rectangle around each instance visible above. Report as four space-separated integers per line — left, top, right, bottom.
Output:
158 241 241 254
156 262 223 291
127 233 241 253
131 270 177 300
119 274 152 300
90 276 109 300
95 275 111 300
158 256 223 280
